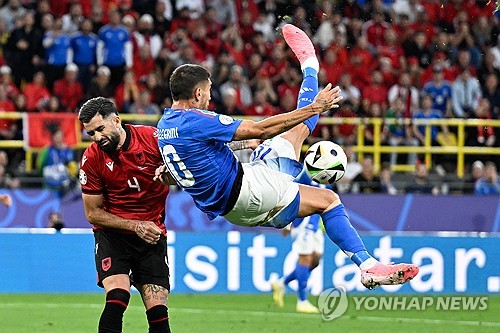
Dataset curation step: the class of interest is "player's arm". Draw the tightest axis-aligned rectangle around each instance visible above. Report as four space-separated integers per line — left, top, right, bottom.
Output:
82 193 161 244
227 139 261 151
232 84 342 141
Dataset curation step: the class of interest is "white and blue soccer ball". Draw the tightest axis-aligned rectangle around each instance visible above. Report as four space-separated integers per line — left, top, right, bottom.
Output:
304 141 347 184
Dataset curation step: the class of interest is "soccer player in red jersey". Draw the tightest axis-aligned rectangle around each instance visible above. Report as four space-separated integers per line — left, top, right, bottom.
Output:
78 97 172 333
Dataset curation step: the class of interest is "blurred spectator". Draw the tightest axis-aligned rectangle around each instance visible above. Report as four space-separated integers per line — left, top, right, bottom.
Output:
153 0 172 37
219 87 243 116
0 86 17 140
482 74 500 120
176 0 205 20
0 0 27 32
336 144 362 193
209 0 238 26
351 157 382 193
405 163 439 195
379 162 398 194
451 68 482 118
53 63 83 112
47 211 64 230
463 160 485 194
378 56 397 88
61 3 83 34
70 18 98 93
43 17 70 89
23 71 50 111
362 70 388 111
422 65 453 117
0 65 20 100
314 10 346 49
202 6 223 40
364 103 387 145
490 35 500 70
13 93 26 111
114 70 139 113
467 98 496 147
132 44 155 82
86 65 113 99
141 73 167 108
474 162 500 196
262 45 288 86
117 0 139 21
244 89 276 117
253 10 275 42
6 11 43 87
34 0 51 32
129 90 161 115
36 127 77 191
362 11 390 47
403 30 432 69
328 100 357 145
320 48 345 88
220 65 252 109
90 5 104 34
132 14 162 60
388 72 419 118
406 56 423 88
238 10 254 43
450 49 477 80
41 95 63 112
378 28 405 70
277 66 301 106
385 97 419 166
393 0 424 23
477 50 500 91
172 42 197 67
450 17 481 68
338 72 361 108
0 19 9 65
412 94 449 146
97 9 132 89
0 163 20 188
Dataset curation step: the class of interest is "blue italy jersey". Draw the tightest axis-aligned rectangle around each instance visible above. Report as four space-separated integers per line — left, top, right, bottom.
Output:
71 32 98 65
98 24 129 66
422 81 452 116
44 33 70 66
157 108 243 219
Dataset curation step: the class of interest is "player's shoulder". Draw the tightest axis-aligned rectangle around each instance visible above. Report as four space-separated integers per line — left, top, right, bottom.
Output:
81 142 102 167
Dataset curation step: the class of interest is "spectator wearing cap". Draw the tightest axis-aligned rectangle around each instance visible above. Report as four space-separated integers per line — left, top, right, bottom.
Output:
0 0 27 32
70 18 98 93
97 9 132 90
86 66 113 99
52 63 83 112
422 65 453 117
43 17 70 90
0 65 20 100
6 11 43 87
474 162 500 196
463 160 484 193
132 14 162 60
452 68 482 118
61 3 83 34
23 71 50 111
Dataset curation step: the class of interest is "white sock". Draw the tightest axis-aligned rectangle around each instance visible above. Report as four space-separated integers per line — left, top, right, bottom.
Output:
301 57 319 72
359 258 378 271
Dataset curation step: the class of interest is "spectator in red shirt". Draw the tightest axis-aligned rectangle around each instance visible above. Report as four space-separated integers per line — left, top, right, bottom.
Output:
362 11 390 47
378 28 405 69
277 67 301 105
321 48 345 87
239 10 255 43
53 63 83 112
262 45 288 86
0 85 16 140
362 70 388 111
23 71 51 112
114 70 140 113
244 89 277 117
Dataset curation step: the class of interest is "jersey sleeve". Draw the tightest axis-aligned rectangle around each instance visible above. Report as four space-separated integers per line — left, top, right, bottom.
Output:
79 147 104 195
185 110 242 143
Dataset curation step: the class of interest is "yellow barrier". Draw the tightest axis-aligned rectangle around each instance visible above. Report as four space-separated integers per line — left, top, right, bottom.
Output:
1 112 499 177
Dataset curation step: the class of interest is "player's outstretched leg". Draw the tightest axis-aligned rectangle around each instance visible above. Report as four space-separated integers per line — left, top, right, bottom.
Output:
281 24 320 159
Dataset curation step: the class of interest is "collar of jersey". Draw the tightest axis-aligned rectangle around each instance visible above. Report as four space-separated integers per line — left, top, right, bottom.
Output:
121 124 131 151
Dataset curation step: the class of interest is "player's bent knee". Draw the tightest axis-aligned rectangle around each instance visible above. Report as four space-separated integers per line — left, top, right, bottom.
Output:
106 288 130 308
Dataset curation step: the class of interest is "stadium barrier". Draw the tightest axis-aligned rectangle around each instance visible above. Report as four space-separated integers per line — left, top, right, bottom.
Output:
0 189 499 232
1 112 500 176
0 230 498 294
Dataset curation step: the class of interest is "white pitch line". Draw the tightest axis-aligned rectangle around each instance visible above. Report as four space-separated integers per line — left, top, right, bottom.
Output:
0 302 499 327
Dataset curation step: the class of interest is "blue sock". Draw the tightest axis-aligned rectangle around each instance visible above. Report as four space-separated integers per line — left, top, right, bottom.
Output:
295 264 310 301
321 204 374 267
297 67 319 134
283 269 296 285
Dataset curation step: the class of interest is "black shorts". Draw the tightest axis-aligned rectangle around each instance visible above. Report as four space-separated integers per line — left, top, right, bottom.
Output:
94 229 170 290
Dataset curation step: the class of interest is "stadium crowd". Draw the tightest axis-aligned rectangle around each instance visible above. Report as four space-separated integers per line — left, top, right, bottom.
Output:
0 0 499 194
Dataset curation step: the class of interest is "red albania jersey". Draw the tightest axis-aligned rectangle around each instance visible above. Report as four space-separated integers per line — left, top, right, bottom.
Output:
79 124 169 234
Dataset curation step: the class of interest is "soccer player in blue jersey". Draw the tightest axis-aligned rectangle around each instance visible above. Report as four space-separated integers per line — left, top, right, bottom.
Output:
156 24 419 289
269 171 324 313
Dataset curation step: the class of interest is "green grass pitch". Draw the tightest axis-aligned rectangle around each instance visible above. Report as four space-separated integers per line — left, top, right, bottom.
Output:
0 294 498 333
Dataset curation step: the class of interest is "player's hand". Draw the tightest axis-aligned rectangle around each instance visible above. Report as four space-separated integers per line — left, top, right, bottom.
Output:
154 164 173 185
312 84 343 113
135 221 162 244
0 194 12 207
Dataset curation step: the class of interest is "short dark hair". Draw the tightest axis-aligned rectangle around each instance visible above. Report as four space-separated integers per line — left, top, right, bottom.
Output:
78 97 118 123
169 64 211 101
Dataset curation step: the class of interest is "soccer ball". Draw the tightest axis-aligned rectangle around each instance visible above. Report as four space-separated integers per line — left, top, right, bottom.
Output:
304 141 347 184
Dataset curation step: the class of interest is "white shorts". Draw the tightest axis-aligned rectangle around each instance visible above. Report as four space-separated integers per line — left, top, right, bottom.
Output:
224 161 299 227
292 223 324 255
